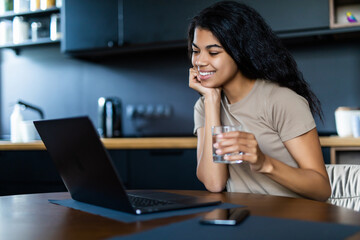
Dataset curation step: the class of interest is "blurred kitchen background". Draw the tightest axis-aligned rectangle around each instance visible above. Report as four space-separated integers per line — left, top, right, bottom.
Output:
1 0 360 195
1 0 360 138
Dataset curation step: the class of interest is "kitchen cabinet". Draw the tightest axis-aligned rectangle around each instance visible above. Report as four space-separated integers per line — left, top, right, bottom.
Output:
127 149 205 190
330 147 360 164
243 0 329 34
0 150 65 196
61 0 215 55
61 0 334 56
2 0 360 55
61 0 118 53
0 148 204 196
0 7 60 53
330 0 360 29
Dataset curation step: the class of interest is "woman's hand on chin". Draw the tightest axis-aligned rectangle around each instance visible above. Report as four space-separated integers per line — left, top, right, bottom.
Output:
189 67 221 99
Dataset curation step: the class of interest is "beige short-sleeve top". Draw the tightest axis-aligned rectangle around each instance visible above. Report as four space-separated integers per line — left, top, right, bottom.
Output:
193 79 316 198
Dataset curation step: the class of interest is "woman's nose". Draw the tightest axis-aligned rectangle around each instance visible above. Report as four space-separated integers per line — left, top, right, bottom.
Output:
195 53 208 67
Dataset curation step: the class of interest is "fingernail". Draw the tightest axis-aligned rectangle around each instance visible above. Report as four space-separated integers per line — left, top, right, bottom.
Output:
213 143 219 148
216 149 222 154
217 134 223 138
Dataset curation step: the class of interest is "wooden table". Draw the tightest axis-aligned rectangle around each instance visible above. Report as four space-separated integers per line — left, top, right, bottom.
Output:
1 191 360 240
1 136 360 151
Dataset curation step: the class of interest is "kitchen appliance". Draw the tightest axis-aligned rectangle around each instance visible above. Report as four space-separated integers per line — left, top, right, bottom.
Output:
335 106 360 137
10 100 44 142
98 97 122 138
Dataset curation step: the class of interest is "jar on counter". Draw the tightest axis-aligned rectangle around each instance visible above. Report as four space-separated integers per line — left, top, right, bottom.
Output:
50 13 60 40
31 21 40 41
40 0 55 10
0 19 12 45
0 0 14 14
55 0 61 8
13 16 29 44
30 0 40 11
335 107 360 137
31 19 49 40
14 0 30 13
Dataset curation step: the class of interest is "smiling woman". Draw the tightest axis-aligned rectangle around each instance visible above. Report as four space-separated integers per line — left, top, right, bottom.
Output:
187 1 331 202
190 30 241 91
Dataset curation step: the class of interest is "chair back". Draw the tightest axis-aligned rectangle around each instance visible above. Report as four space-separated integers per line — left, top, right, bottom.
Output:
326 164 360 212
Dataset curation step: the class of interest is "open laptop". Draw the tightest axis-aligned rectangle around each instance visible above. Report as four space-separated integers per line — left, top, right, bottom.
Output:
34 116 221 215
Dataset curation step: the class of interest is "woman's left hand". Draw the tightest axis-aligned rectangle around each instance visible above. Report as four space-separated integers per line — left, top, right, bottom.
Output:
213 131 269 172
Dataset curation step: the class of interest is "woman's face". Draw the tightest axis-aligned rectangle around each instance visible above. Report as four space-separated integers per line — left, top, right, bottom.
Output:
191 27 239 88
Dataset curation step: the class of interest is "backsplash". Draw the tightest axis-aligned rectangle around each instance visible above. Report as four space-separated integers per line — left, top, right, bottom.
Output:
1 40 360 138
0 46 199 137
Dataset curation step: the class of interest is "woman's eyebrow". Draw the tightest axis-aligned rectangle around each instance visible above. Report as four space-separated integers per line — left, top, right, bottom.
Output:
192 43 223 49
192 43 199 48
206 44 223 49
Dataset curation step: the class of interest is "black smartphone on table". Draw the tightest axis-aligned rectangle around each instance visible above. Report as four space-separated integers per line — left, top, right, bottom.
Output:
199 208 250 226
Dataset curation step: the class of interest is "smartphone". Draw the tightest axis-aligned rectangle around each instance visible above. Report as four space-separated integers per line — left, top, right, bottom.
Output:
199 208 250 226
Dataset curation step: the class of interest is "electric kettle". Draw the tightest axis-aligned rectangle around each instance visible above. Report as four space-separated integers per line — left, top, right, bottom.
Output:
98 97 122 138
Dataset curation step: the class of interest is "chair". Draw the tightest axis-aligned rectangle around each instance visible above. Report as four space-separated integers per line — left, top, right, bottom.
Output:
326 164 360 212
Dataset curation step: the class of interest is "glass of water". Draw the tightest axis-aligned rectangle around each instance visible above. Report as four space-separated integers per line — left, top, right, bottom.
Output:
212 125 243 164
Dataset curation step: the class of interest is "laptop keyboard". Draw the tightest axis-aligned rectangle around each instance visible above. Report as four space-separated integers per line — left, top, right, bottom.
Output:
127 194 175 208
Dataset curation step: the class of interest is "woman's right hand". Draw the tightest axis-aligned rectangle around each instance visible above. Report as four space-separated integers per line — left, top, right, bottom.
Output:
189 68 221 98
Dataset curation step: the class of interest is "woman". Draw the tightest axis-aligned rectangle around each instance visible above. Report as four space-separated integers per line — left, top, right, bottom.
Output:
188 1 331 201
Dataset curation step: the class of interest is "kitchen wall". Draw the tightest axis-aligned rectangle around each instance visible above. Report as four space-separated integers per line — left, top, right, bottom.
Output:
292 39 360 132
0 45 198 138
1 39 360 137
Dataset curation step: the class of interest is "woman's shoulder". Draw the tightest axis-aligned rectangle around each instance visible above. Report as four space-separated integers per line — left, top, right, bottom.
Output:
257 79 308 105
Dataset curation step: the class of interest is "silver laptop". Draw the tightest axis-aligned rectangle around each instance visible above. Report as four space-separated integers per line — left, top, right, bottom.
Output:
34 116 221 214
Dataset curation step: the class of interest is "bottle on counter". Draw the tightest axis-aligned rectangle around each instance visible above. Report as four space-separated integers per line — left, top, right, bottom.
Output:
55 0 61 8
40 0 55 10
31 21 41 41
30 0 40 11
0 0 14 14
14 0 30 13
0 19 13 45
13 16 29 44
10 104 24 143
50 13 60 40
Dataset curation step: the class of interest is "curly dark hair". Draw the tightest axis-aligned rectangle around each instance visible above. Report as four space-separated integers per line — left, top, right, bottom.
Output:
188 1 323 120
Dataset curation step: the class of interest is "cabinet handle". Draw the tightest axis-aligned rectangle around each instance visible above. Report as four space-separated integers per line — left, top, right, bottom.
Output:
107 41 115 48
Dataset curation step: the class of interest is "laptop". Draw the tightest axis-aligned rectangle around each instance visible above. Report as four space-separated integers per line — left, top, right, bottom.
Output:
34 116 221 215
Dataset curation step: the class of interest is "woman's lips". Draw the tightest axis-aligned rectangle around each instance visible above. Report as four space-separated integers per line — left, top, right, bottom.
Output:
198 71 215 81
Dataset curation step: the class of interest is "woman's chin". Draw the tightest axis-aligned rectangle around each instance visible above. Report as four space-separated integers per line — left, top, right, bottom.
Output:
200 81 217 88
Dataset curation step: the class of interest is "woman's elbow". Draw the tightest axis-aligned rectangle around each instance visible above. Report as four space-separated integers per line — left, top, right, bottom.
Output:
197 174 226 192
204 184 226 193
310 182 332 202
317 185 332 202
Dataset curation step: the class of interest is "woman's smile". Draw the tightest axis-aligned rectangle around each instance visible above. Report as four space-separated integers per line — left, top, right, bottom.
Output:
198 71 215 81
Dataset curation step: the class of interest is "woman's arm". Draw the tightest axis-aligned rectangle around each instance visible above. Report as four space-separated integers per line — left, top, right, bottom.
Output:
268 128 331 201
189 68 228 192
214 128 331 201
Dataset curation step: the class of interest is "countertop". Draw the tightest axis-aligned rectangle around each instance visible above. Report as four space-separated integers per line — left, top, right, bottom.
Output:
0 137 197 150
0 136 360 150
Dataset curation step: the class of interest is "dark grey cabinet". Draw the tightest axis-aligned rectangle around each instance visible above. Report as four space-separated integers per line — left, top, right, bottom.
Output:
127 149 205 190
243 0 329 33
0 151 66 196
61 0 217 54
122 0 217 45
0 148 203 196
61 0 332 55
61 0 118 53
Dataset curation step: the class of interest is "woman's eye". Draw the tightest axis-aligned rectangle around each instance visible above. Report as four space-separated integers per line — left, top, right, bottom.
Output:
192 50 199 54
209 52 219 56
